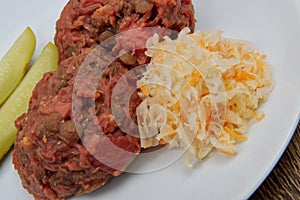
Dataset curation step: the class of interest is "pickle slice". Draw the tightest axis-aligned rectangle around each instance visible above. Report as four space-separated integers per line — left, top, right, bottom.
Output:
0 27 36 106
0 42 58 160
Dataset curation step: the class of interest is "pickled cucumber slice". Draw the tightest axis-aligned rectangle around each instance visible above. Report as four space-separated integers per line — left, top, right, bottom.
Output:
0 42 58 160
0 27 36 106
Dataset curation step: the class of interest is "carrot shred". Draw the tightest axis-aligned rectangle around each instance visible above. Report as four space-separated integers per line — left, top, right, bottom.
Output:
189 71 201 86
234 70 255 81
140 85 149 96
220 149 235 156
224 126 247 141
159 139 168 145
170 101 180 112
255 113 266 121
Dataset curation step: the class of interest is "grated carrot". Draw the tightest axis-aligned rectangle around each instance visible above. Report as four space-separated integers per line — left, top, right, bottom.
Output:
219 149 235 156
140 85 149 96
224 126 247 141
255 113 266 121
170 101 180 112
189 71 201 86
234 70 255 81
159 139 168 145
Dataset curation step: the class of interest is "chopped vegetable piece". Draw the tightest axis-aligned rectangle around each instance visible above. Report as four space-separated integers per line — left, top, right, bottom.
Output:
0 42 58 160
0 27 36 105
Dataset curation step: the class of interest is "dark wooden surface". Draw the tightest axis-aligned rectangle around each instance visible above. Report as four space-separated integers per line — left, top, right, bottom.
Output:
250 121 300 200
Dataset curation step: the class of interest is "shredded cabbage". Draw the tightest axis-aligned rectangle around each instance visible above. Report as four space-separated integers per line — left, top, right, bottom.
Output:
136 27 273 167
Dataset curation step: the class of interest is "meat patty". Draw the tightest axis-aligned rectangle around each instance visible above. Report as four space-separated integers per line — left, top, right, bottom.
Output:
13 0 195 199
55 0 195 62
13 51 141 199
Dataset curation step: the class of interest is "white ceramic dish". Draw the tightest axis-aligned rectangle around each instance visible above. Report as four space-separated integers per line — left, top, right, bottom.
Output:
0 0 299 199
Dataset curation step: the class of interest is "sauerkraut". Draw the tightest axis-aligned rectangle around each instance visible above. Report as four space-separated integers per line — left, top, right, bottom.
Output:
136 27 273 167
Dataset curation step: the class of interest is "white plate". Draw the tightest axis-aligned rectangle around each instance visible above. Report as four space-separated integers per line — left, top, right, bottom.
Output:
0 0 299 199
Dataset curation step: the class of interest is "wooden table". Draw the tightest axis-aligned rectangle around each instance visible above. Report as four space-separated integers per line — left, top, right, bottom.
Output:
250 121 300 199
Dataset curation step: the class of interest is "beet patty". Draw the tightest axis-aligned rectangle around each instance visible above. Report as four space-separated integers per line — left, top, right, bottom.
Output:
55 0 195 62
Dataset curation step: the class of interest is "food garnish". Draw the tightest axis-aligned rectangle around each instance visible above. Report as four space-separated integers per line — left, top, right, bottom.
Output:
0 42 58 160
0 27 36 106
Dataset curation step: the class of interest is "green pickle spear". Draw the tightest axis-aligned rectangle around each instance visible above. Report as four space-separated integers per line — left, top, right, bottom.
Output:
0 42 58 160
0 27 36 105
